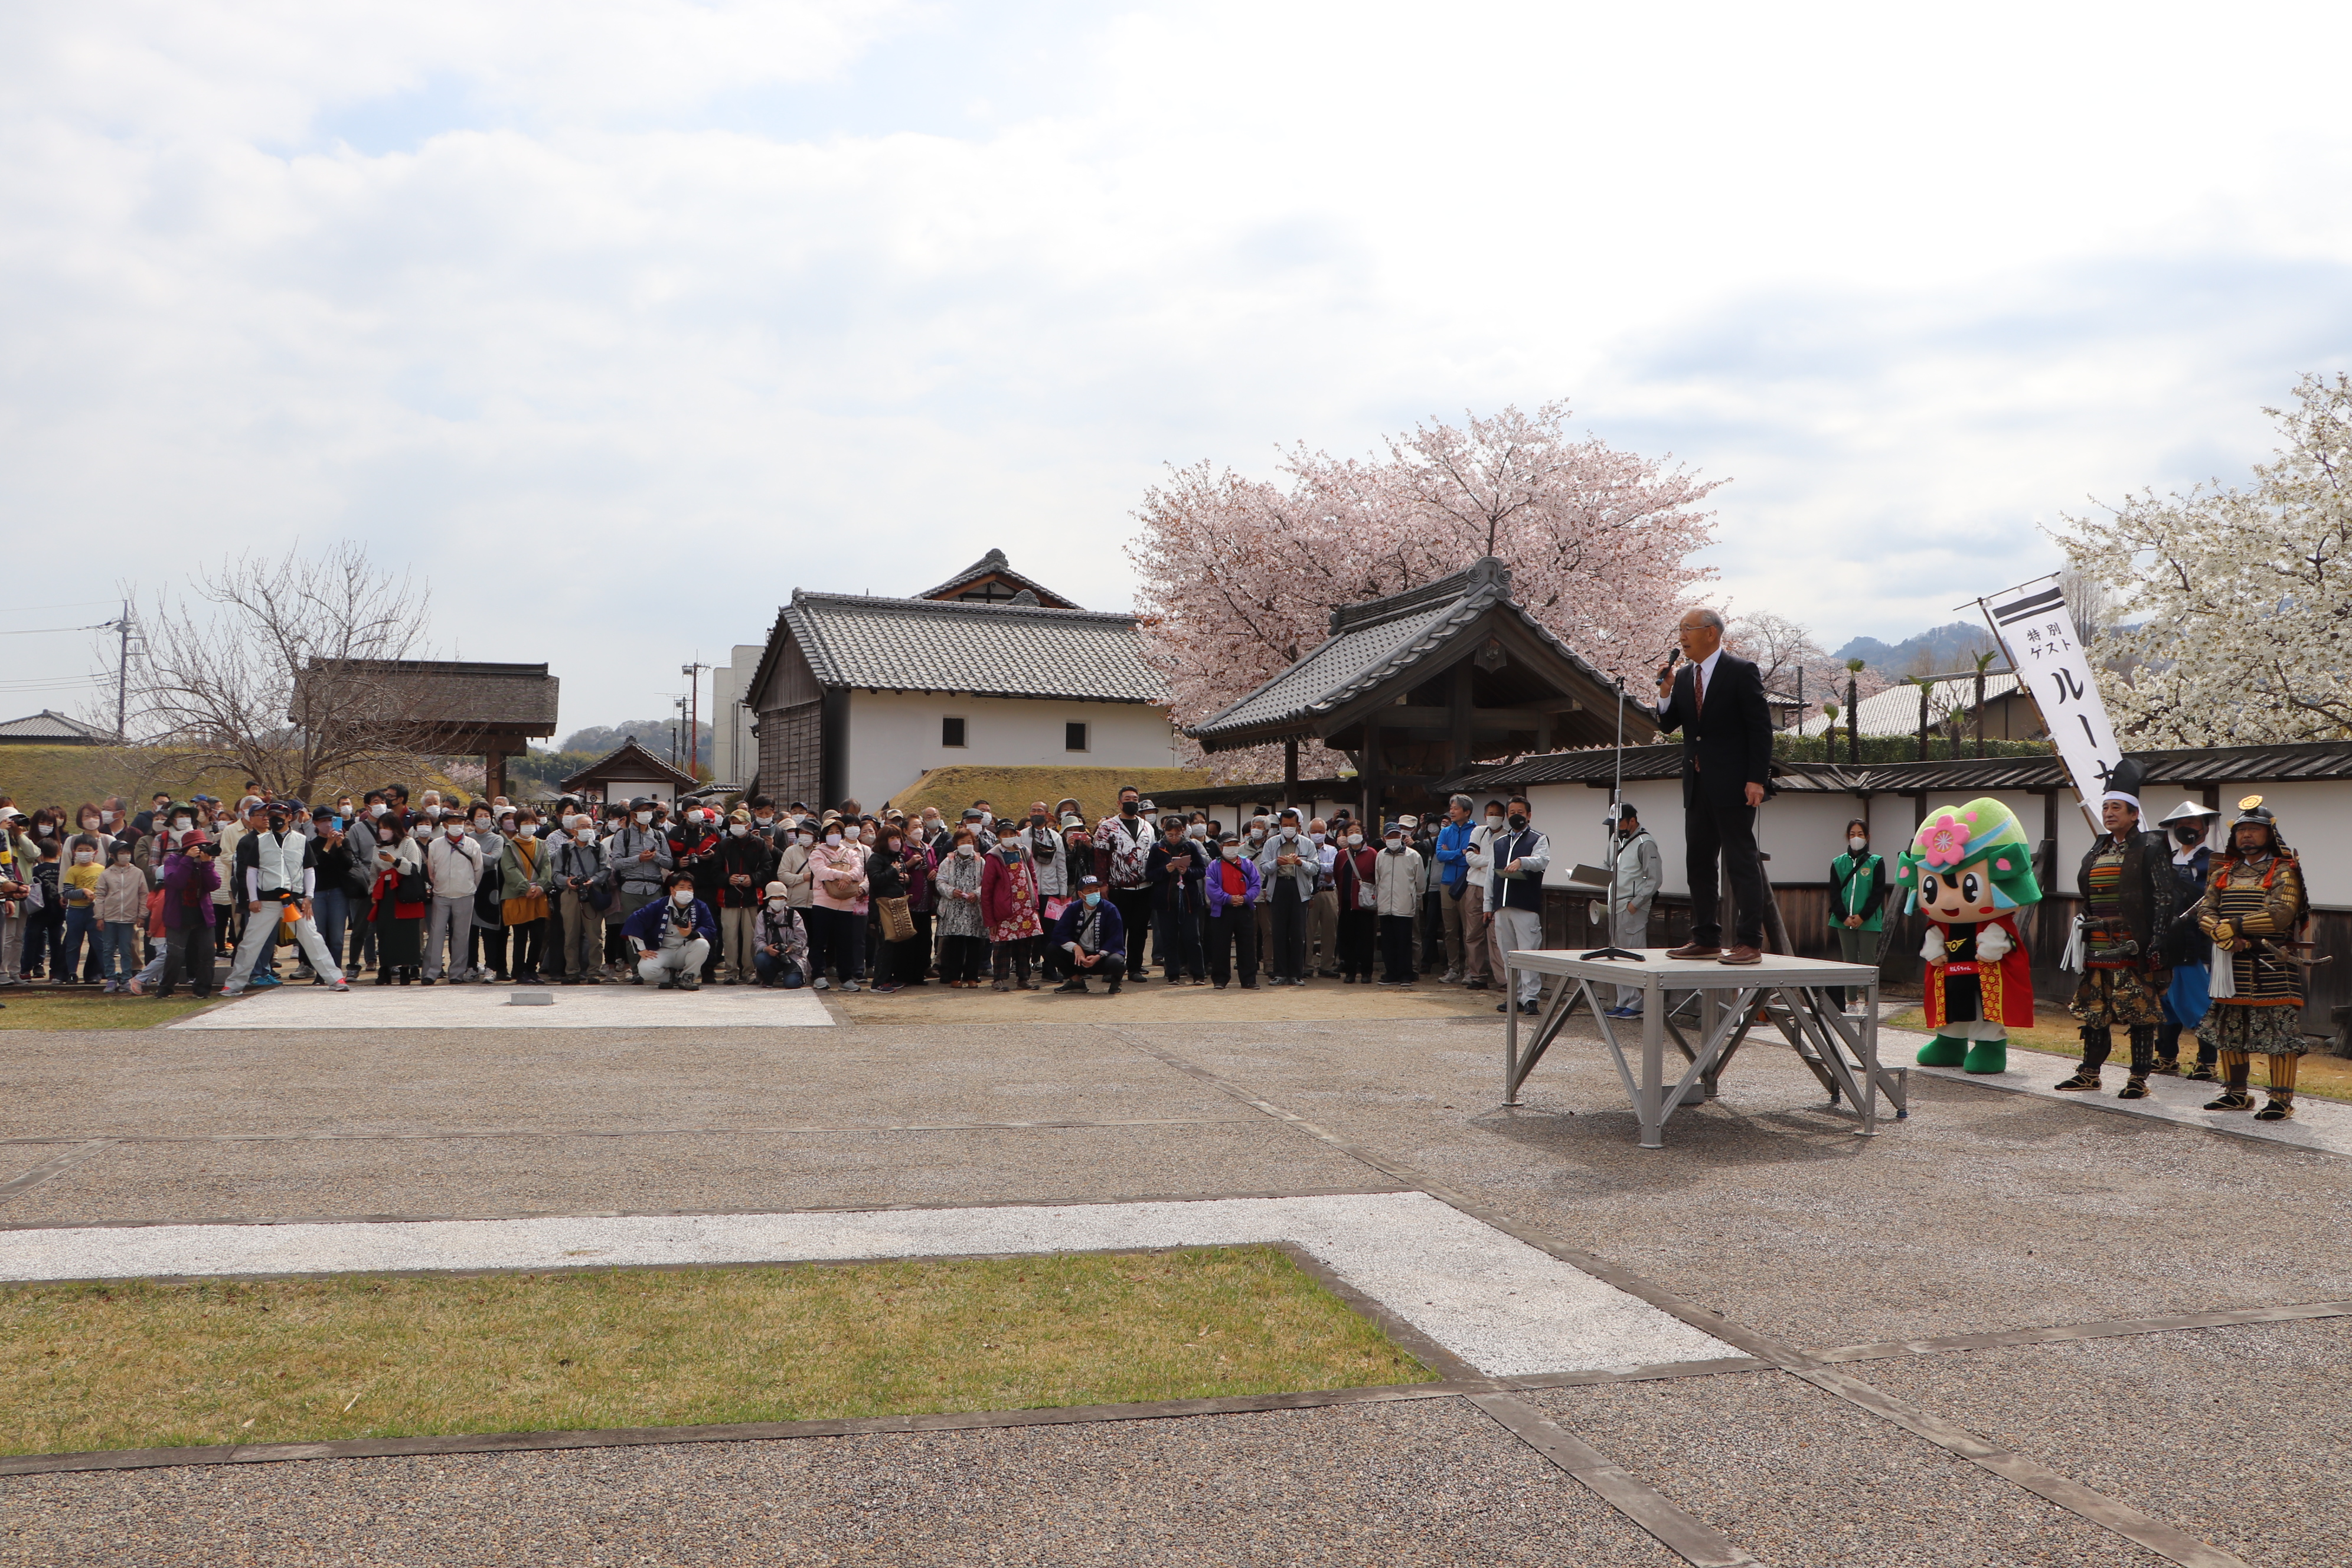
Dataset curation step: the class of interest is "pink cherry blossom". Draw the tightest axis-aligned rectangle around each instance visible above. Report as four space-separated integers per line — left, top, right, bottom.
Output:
1130 401 1721 780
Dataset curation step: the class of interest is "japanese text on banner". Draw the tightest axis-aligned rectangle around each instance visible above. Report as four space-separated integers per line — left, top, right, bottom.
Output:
1981 577 2122 812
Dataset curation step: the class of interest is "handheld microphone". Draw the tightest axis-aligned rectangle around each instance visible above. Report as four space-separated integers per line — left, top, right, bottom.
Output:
1657 646 1682 685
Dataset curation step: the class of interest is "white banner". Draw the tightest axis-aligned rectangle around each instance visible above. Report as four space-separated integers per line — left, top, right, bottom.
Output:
1980 577 2122 817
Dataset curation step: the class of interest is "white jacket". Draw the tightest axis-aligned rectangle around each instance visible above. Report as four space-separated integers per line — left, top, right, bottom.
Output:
1373 846 1426 916
426 833 484 899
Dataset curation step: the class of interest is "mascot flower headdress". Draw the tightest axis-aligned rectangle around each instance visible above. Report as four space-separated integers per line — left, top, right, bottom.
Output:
1892 798 2043 913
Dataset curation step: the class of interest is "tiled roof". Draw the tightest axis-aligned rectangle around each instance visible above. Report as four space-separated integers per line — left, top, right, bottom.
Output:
1188 557 1631 748
782 591 1166 704
1450 739 2352 795
912 548 1082 610
0 708 109 743
1792 671 2026 738
560 737 697 792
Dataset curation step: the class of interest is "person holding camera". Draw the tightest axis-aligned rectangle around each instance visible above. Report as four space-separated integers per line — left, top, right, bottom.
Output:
623 871 716 990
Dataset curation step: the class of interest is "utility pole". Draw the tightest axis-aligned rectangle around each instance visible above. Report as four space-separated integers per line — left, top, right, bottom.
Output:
103 600 139 741
681 659 712 780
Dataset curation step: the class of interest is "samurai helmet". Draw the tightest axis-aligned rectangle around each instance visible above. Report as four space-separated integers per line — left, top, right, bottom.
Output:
2229 793 2279 832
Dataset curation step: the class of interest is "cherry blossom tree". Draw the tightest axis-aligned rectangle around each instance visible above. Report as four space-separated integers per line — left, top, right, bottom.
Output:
2055 374 2352 746
1131 402 1722 779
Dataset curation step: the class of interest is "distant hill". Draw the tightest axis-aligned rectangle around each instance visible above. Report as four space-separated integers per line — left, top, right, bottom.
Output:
1833 620 1998 677
556 718 711 757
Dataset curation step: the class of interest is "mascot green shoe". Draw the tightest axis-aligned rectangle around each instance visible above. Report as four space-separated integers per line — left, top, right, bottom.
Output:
1916 1035 1969 1067
1960 1038 2008 1074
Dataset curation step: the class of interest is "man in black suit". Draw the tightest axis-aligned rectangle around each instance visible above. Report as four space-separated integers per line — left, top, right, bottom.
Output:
1653 608 1775 965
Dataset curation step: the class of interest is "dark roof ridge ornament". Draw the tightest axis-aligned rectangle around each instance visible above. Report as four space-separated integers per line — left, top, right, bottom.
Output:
1007 588 1038 606
1327 556 1512 636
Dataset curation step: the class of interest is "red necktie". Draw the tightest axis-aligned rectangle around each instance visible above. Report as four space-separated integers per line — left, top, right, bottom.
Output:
1694 662 1706 717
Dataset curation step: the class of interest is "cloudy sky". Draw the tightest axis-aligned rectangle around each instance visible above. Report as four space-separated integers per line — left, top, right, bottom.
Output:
6 1 2348 737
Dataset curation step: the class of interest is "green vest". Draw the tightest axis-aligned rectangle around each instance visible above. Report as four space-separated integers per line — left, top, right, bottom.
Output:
1830 851 1884 932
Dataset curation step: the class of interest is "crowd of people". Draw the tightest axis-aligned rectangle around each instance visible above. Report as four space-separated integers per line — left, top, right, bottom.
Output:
0 782 1556 1012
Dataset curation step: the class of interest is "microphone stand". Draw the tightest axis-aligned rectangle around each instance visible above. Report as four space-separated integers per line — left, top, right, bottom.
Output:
1581 674 1644 962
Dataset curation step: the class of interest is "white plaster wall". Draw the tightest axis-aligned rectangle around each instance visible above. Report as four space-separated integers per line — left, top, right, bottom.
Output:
847 690 1180 807
709 644 761 788
2243 781 2351 908
1523 779 1684 893
1756 792 1863 886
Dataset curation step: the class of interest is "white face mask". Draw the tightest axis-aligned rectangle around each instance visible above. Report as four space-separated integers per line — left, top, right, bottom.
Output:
1280 827 1298 840
755 816 773 828
576 829 597 846
1849 837 1868 852
472 817 491 830
766 897 785 911
842 827 861 842
955 843 976 858
1386 837 1405 852
1308 831 1325 845
424 805 443 819
445 823 466 837
634 811 653 825
74 850 95 863
730 823 749 837
796 832 814 847
1485 814 1504 828
99 811 114 825
1220 845 1239 861
370 803 388 818
825 832 842 847
1345 833 1363 847
1188 824 1207 838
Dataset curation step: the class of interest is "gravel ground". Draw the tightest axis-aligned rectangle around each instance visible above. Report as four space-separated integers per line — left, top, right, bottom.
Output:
1527 1370 2161 1567
1137 1017 2352 1349
1862 1318 2352 1568
0 1021 1234 1140
0 1399 1682 1567
2 1121 1378 1226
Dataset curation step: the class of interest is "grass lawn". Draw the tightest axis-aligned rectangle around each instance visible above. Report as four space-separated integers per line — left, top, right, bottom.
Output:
0 1247 1432 1456
0 987 215 1030
1887 1008 2352 1103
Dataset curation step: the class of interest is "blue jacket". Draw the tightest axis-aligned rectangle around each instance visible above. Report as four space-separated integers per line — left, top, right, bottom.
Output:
1203 852 1260 914
1050 896 1126 958
1434 819 1474 891
622 896 716 948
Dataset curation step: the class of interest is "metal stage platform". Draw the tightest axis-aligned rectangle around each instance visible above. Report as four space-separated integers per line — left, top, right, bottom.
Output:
1500 948 1906 1149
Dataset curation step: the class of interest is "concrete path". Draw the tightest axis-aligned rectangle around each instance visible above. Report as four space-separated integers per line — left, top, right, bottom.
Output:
0 1193 1736 1378
169 985 834 1030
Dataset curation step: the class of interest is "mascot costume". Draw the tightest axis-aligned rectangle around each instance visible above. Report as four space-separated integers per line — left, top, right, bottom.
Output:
1892 797 2043 1074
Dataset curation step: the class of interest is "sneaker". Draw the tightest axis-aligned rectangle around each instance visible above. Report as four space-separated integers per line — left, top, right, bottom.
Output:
329 979 349 992
420 977 436 987
1442 969 1463 985
837 980 860 993
813 976 831 991
680 977 701 991
869 982 900 995
221 984 246 998
250 970 282 988
1055 979 1089 994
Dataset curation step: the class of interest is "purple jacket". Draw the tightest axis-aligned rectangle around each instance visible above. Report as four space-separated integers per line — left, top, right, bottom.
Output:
161 850 219 930
1203 851 1261 914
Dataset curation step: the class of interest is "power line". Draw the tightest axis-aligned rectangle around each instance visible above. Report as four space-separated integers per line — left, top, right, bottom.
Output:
0 622 113 636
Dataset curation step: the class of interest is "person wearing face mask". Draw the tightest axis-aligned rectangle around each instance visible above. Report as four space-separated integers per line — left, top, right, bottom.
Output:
94 838 149 993
1458 802 1507 991
861 824 919 994
1331 822 1378 984
342 795 382 975
931 828 989 986
210 800 264 961
155 831 222 999
607 797 675 940
622 873 717 990
1022 801 1070 982
1201 835 1260 989
458 805 507 983
495 809 557 985
1825 819 1887 1014
752 880 810 988
1593 805 1664 1020
1302 818 1342 979
981 832 1044 991
307 806 364 982
1095 786 1154 982
711 808 776 986
1486 798 1550 1015
57 821 106 985
1373 822 1428 986
805 818 869 992
1433 796 1479 985
547 814 609 984
223 802 349 995
1050 875 1126 994
1255 809 1316 986
1053 798 1084 839
367 819 428 985
0 809 35 988
1145 816 1207 984
419 805 486 985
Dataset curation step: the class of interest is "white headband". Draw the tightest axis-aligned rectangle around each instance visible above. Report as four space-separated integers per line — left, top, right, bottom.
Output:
2101 791 2141 810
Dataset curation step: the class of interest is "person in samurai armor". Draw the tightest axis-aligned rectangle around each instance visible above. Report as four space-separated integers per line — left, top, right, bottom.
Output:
1894 797 2043 1074
2190 796 2312 1120
2152 799 2220 1080
2057 760 2177 1099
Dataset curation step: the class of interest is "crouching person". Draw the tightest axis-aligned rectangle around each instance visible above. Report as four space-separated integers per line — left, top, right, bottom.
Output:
752 880 810 989
624 873 714 989
1051 875 1126 994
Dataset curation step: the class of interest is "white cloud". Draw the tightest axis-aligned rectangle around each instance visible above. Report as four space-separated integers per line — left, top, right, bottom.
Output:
4 1 2351 733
